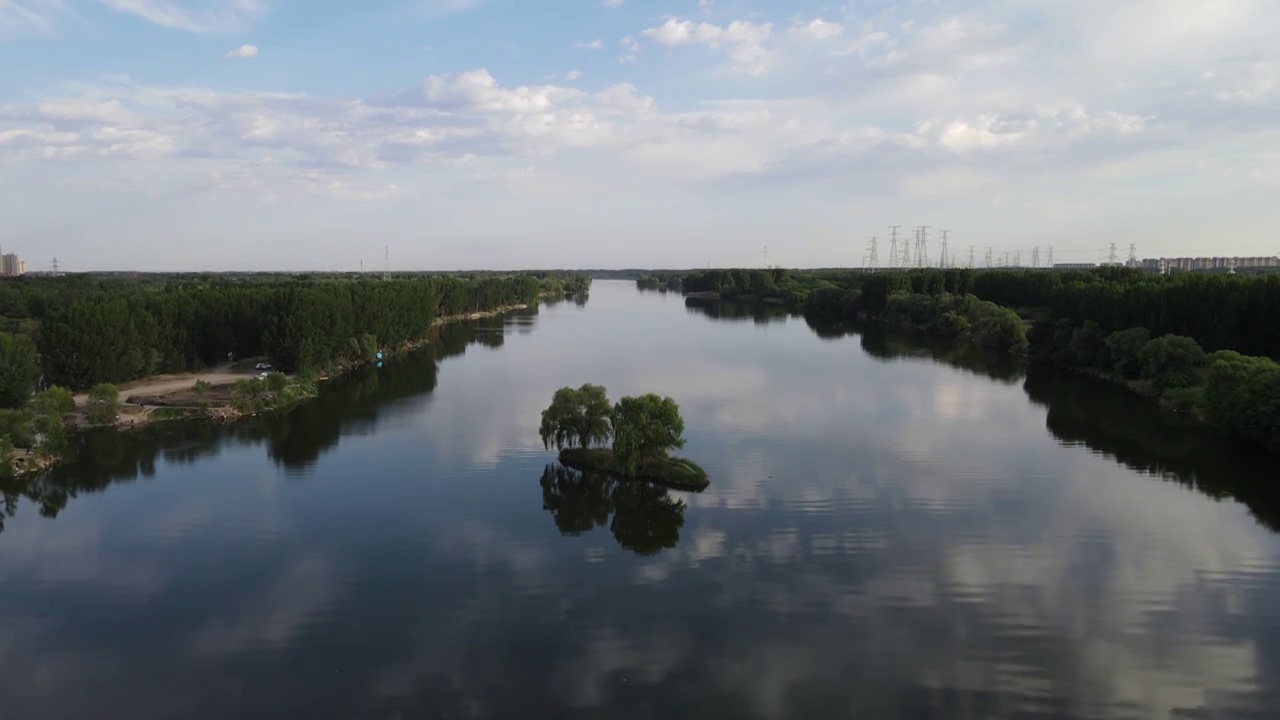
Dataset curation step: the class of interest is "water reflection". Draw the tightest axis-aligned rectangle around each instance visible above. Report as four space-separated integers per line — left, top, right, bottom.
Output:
1 284 1278 720
540 465 685 556
0 311 534 535
685 297 792 325
1024 368 1280 531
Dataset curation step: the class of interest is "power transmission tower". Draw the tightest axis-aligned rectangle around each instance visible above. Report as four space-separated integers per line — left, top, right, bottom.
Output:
1032 247 1041 268
1004 251 1011 267
1108 243 1118 265
985 248 993 268
1128 243 1138 266
867 237 879 269
762 245 769 268
902 229 912 268
51 258 60 277
383 245 390 280
940 230 950 269
1014 250 1022 267
969 246 976 268
1047 247 1054 266
888 226 901 268
918 226 931 268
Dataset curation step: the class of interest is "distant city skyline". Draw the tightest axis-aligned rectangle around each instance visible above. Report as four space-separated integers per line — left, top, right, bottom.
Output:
2 1 1279 271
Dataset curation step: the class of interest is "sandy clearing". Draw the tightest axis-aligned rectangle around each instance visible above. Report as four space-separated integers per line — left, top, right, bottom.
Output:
72 362 262 406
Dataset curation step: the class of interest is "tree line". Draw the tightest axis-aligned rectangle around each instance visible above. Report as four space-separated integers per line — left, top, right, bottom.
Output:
0 273 565 396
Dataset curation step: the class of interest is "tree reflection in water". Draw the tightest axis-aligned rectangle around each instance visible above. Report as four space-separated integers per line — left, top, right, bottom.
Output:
539 464 686 556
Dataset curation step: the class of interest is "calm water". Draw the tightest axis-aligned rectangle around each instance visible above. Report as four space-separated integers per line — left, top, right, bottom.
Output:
2 282 1279 719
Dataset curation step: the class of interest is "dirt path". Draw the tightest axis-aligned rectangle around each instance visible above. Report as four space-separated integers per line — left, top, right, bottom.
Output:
73 362 260 406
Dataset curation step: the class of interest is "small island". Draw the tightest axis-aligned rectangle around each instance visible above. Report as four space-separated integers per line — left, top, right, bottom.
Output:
539 384 709 491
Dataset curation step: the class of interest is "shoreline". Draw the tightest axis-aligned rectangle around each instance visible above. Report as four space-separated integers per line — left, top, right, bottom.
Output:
6 301 536 479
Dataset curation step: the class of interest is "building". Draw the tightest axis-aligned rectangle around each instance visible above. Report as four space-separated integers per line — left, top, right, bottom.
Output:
0 253 20 276
1140 256 1280 273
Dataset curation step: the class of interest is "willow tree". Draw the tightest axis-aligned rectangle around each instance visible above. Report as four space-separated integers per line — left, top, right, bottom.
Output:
611 394 685 477
539 384 613 451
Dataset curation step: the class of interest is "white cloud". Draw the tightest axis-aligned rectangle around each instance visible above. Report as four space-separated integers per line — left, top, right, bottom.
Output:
7 0 1280 266
642 18 774 75
600 0 621 7
788 19 843 41
223 42 256 59
95 0 266 33
0 0 63 39
575 38 602 50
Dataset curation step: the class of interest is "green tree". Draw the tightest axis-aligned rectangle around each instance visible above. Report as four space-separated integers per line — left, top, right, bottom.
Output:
539 384 613 451
1139 335 1207 391
0 332 40 409
1069 320 1108 369
611 394 686 477
86 384 121 425
1104 327 1152 378
0 435 14 480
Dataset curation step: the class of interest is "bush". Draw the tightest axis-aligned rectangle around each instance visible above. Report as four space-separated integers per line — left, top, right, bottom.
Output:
1105 327 1152 379
1162 386 1205 413
1069 320 1108 369
30 387 75 417
1139 335 1207 392
266 371 288 393
1202 351 1280 450
87 384 121 425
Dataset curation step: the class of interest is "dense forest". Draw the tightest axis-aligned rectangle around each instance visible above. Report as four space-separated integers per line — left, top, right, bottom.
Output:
0 272 587 397
650 265 1280 454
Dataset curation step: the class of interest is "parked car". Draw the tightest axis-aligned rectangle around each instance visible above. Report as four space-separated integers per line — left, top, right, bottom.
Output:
255 363 272 371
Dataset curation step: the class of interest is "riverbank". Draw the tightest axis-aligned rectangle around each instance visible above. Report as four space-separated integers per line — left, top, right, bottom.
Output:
559 448 710 492
5 302 536 479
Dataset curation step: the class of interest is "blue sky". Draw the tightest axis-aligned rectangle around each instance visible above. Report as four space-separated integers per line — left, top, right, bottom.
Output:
2 0 1279 271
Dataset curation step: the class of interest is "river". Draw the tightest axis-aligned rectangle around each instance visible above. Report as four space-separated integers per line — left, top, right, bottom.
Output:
1 281 1278 719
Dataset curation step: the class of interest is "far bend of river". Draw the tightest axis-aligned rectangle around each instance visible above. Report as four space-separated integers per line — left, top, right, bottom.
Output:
3 281 1280 720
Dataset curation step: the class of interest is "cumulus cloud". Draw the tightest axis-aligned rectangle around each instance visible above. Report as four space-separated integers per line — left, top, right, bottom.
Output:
223 43 257 59
575 38 602 50
642 18 774 75
564 70 582 81
95 0 267 33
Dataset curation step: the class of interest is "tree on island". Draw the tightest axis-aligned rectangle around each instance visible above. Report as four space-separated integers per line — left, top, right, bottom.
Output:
539 384 612 451
540 386 703 487
610 394 686 477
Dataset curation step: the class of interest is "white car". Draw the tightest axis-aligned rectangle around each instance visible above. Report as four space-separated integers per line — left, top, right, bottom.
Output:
255 363 272 371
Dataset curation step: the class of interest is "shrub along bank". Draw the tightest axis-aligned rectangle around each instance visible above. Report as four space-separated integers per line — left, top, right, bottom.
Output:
1031 318 1280 452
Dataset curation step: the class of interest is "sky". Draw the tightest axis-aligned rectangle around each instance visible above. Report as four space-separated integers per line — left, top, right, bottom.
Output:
1 0 1279 271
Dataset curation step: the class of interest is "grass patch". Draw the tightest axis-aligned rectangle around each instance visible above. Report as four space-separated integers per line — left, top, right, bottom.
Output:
149 407 196 421
559 448 710 491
